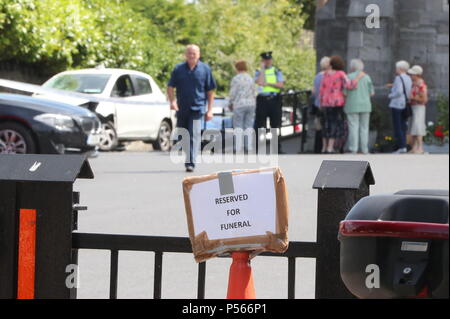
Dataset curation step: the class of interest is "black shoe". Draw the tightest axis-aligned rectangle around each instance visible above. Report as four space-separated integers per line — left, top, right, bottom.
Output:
186 166 195 173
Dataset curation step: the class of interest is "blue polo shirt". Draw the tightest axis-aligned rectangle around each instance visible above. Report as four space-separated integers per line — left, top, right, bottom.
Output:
168 61 217 114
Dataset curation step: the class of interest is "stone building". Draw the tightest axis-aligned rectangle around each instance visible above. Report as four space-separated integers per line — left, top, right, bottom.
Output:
314 0 449 123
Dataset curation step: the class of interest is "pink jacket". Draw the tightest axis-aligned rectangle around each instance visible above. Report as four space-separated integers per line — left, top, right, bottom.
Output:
319 70 358 107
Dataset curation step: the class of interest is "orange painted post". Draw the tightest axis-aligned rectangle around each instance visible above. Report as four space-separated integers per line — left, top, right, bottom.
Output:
17 209 37 299
227 251 256 299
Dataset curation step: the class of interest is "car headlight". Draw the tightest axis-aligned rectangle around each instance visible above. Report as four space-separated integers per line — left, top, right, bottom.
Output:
34 113 76 131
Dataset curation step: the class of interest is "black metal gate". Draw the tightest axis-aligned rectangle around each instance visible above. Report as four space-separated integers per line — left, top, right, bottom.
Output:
0 156 375 299
72 233 317 299
71 160 375 299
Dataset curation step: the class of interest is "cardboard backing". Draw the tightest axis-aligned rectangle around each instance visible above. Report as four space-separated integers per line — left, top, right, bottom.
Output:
183 167 289 263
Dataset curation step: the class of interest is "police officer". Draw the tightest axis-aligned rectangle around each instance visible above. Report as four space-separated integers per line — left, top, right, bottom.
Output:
254 51 285 153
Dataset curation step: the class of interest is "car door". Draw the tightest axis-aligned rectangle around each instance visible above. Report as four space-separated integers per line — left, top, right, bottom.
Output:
128 74 170 140
112 74 154 138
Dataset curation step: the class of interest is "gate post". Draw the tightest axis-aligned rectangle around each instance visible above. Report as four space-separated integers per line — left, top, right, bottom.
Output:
312 160 375 299
0 154 93 299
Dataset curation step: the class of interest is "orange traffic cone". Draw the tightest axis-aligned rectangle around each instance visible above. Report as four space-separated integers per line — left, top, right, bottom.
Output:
227 251 256 299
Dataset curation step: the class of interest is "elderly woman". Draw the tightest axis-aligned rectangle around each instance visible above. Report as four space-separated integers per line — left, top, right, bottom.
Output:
312 57 331 109
228 60 256 152
387 60 412 154
311 56 331 153
319 56 364 153
344 59 375 154
407 65 428 154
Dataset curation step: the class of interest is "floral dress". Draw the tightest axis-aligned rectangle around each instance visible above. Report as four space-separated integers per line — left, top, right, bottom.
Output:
319 70 358 140
320 70 357 107
410 80 428 106
409 79 428 136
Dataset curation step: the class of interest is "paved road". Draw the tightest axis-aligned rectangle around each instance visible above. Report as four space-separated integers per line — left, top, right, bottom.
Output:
74 151 449 299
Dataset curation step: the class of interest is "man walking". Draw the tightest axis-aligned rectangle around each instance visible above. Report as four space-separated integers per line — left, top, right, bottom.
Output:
167 45 217 172
254 51 285 154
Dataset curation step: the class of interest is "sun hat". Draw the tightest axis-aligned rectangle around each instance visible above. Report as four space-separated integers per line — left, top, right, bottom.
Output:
408 65 424 76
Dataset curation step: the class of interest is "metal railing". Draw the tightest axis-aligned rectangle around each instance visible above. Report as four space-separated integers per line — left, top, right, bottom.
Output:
70 160 375 300
72 233 317 299
280 90 311 128
0 155 375 299
280 90 311 152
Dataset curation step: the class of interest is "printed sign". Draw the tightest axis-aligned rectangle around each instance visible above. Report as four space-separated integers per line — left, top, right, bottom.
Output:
183 167 289 263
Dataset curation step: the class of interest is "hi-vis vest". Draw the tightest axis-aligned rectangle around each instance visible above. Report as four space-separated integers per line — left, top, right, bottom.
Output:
262 67 281 94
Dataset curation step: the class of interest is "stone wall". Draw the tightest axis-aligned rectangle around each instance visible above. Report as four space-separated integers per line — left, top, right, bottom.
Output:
394 0 449 98
314 0 449 130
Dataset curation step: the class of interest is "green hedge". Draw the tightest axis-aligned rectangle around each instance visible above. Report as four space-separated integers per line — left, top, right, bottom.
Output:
0 0 316 93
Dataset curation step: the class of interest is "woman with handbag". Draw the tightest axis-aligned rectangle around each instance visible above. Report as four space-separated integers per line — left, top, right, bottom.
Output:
387 60 412 154
407 65 428 154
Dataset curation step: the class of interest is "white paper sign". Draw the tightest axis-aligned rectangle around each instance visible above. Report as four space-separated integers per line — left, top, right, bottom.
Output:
189 171 277 240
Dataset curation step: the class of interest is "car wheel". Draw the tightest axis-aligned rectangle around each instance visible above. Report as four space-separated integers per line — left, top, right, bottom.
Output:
0 122 36 154
152 120 172 152
99 121 119 151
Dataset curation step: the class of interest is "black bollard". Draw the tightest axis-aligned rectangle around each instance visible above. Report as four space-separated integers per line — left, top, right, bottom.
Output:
0 154 93 299
312 160 375 299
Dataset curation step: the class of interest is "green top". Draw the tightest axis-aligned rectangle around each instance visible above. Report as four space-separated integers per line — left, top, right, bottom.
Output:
344 72 374 113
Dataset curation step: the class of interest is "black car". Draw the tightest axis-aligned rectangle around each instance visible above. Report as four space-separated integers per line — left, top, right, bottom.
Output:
0 93 101 155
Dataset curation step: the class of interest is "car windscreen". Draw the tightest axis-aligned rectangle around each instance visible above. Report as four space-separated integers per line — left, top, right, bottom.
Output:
43 74 111 94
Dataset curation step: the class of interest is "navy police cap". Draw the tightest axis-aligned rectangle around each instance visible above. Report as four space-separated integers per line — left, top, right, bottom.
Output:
260 51 273 60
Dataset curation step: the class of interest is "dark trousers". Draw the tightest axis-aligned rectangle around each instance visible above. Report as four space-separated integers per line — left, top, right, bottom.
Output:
254 94 283 152
254 94 282 129
176 110 204 168
321 107 345 139
391 108 407 150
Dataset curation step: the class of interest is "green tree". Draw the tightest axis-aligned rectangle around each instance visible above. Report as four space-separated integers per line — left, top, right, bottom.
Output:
84 0 179 84
0 0 101 72
193 0 316 93
289 0 316 30
1 0 316 92
0 0 179 85
127 0 201 46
